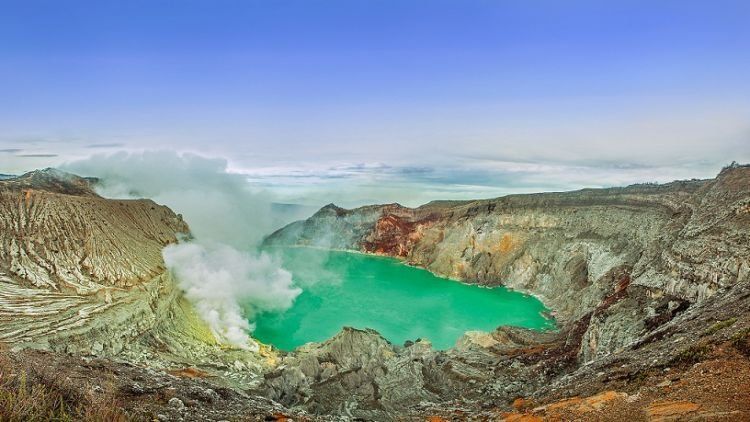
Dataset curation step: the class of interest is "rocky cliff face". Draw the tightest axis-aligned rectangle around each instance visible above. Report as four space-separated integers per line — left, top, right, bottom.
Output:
2 166 749 421
261 165 750 419
0 169 272 389
0 168 186 293
267 166 749 357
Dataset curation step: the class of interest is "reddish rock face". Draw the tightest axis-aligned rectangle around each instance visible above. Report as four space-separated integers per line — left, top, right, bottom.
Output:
362 211 441 257
263 166 750 419
362 214 416 257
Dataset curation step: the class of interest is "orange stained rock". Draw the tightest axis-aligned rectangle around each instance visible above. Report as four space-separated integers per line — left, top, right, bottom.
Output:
501 413 543 422
512 397 531 411
408 229 423 242
22 189 32 206
577 390 627 412
647 400 700 420
543 396 583 412
167 367 210 379
532 391 627 415
425 416 448 422
498 233 514 253
454 262 465 275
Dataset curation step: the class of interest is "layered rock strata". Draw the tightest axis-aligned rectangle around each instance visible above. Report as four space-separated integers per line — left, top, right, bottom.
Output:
262 165 750 418
1 166 748 420
0 169 271 389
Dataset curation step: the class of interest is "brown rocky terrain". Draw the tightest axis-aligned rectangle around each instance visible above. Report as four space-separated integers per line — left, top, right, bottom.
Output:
0 165 748 421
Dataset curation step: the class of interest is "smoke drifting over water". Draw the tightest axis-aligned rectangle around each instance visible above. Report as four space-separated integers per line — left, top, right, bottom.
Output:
64 151 302 349
163 242 299 348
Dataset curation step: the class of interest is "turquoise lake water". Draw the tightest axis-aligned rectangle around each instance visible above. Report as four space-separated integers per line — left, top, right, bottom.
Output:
252 248 554 350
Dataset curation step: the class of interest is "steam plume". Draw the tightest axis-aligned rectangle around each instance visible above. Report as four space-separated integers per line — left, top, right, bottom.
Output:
64 151 302 349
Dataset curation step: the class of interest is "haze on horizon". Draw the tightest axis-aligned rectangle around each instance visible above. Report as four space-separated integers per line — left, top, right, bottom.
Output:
1 0 748 207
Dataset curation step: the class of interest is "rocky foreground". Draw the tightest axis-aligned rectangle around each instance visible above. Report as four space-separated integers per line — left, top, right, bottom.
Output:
1 166 749 421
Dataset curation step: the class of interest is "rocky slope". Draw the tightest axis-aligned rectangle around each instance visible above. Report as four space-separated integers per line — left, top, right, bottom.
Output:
1 166 749 421
263 164 750 418
0 169 277 399
268 166 749 353
0 169 189 352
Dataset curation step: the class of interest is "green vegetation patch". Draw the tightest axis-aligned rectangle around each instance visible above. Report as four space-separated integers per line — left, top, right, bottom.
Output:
668 342 712 367
704 318 738 336
730 328 750 357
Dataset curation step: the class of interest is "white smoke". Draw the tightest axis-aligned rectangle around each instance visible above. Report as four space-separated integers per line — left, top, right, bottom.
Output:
63 151 302 349
162 242 299 349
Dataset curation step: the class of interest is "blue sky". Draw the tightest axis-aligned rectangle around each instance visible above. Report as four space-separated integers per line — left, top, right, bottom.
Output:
1 0 748 206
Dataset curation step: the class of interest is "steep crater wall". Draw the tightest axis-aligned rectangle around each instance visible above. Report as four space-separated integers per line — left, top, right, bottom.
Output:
267 166 750 361
1 166 747 420
0 169 271 388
